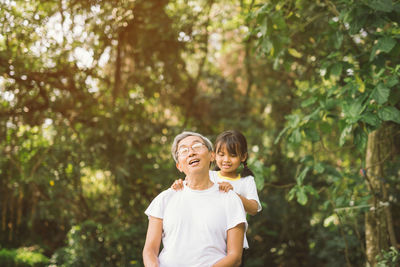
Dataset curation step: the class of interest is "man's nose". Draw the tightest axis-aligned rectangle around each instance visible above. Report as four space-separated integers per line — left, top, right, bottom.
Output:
188 147 197 155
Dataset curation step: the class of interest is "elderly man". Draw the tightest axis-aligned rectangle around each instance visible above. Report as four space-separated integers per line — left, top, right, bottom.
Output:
143 131 247 267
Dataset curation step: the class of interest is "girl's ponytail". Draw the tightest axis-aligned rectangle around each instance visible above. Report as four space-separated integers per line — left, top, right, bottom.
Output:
241 160 255 177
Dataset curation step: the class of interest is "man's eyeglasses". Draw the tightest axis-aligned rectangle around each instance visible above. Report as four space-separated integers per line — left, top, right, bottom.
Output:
177 143 206 158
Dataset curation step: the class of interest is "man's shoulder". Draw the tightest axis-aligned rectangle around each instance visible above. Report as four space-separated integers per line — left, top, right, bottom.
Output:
154 188 180 202
223 189 242 202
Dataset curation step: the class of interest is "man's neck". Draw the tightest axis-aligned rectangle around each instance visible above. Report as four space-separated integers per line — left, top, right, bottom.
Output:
186 172 213 190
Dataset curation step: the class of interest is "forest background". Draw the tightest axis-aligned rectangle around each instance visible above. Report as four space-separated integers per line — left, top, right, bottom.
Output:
0 0 399 266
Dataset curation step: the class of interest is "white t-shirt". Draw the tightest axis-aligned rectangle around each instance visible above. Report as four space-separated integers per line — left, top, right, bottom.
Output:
145 182 247 267
210 171 262 212
210 170 262 249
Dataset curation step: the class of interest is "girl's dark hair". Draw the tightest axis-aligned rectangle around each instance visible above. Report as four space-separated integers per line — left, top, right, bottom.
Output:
213 130 255 178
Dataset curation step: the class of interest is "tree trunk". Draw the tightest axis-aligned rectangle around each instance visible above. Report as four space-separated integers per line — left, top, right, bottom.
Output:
364 125 397 266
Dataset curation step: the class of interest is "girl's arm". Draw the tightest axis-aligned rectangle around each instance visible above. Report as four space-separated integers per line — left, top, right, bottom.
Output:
218 181 259 215
170 178 184 190
237 194 258 216
143 216 163 267
212 223 245 267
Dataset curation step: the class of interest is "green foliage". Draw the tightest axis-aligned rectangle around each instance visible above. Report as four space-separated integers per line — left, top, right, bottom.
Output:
251 0 400 264
376 247 400 267
0 248 49 267
0 249 15 266
1 0 399 266
254 0 400 205
51 220 145 266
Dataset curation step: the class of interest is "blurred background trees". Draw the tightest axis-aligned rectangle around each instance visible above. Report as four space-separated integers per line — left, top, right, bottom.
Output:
0 0 399 266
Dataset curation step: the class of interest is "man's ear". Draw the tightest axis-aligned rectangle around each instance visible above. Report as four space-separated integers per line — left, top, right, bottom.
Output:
210 151 215 162
176 161 183 172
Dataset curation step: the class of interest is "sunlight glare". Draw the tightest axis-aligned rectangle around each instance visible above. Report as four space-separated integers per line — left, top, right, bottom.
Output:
98 46 111 67
74 47 94 69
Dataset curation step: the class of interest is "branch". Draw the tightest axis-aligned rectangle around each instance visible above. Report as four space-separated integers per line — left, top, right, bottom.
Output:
29 147 52 179
113 31 123 101
330 199 353 267
242 0 256 112
183 0 214 124
264 182 295 189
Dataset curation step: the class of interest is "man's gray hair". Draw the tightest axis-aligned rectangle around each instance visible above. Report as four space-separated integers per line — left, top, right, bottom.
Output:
171 131 213 162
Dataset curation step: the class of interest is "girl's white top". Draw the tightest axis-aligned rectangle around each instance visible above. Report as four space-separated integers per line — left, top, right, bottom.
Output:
210 170 262 249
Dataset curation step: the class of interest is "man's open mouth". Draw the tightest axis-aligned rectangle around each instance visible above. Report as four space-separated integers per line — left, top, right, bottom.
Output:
189 159 200 165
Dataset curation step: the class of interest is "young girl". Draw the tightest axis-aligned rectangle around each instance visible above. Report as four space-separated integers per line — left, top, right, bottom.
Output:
211 130 262 216
172 130 262 248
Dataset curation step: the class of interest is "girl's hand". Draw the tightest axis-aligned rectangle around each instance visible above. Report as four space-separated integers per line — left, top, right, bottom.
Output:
218 181 233 192
171 179 184 191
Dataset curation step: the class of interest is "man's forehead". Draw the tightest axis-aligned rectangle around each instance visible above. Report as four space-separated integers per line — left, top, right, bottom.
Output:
178 136 203 147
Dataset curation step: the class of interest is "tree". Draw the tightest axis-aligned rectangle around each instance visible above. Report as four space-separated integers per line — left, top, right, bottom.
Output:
253 0 400 265
1 0 399 266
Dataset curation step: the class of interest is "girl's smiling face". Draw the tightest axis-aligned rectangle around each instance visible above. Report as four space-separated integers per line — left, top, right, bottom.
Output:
215 144 246 178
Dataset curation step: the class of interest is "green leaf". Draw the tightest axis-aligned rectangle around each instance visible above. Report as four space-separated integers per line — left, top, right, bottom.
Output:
366 0 393 12
389 87 400 106
378 106 400 123
301 96 317 107
324 165 343 178
330 63 342 77
303 108 321 122
361 112 381 127
319 121 332 134
387 75 399 88
304 127 320 142
261 38 273 54
296 187 308 205
314 162 325 174
377 36 397 53
304 185 318 199
288 186 297 201
348 14 366 35
289 128 302 144
322 99 338 110
342 96 366 123
288 48 302 58
261 17 268 36
300 155 314 163
343 96 366 119
371 83 390 105
349 101 364 118
287 114 300 128
274 126 289 144
354 127 367 152
255 3 270 19
334 31 343 49
339 124 352 146
370 36 396 61
296 166 310 185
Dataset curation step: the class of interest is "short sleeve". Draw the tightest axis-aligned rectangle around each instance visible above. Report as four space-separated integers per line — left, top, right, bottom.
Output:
225 191 248 231
144 189 174 219
242 176 262 212
209 170 217 183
